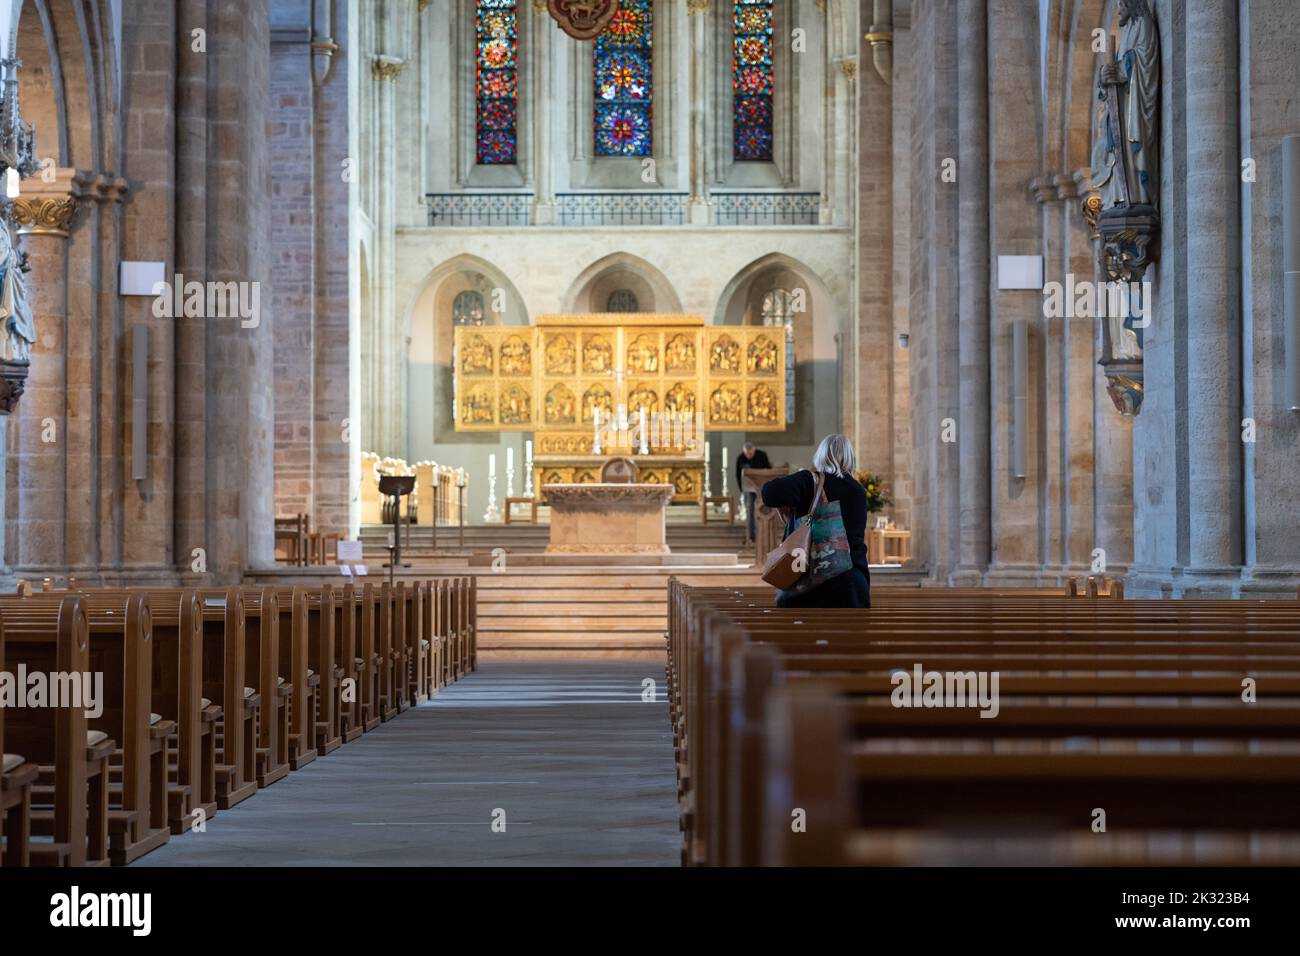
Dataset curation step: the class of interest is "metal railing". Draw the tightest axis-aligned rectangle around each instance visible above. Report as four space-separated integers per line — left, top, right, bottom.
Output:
425 193 535 227
556 192 688 226
714 191 821 226
422 191 823 227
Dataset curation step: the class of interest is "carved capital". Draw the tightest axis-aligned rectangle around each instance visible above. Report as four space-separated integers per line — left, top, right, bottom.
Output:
371 56 405 82
10 194 81 237
686 0 710 13
0 359 29 414
838 57 858 81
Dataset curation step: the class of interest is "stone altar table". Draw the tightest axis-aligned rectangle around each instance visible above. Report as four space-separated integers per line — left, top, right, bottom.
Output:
542 483 675 555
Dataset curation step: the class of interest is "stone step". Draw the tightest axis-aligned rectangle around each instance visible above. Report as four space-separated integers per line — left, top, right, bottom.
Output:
478 601 667 615
479 615 668 630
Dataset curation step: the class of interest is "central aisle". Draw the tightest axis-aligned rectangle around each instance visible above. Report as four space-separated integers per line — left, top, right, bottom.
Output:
135 659 680 866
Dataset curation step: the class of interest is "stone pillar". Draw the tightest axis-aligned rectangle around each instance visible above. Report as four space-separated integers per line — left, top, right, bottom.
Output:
984 0 1045 586
1031 177 1067 577
531 0 556 224
857 29 892 477
1183 0 1242 591
11 188 82 572
954 0 990 585
685 0 711 225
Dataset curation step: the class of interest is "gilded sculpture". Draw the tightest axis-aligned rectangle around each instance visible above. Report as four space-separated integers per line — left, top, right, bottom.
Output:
710 383 742 424
545 383 577 425
499 384 532 425
665 333 695 373
460 333 494 375
544 332 576 375
499 334 532 375
709 334 741 373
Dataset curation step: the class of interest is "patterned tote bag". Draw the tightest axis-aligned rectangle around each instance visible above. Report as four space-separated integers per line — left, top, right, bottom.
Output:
782 471 853 597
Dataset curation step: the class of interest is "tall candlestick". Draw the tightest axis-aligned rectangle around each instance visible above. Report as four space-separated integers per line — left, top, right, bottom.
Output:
638 406 649 455
524 440 534 497
506 447 516 498
483 453 500 522
592 407 602 455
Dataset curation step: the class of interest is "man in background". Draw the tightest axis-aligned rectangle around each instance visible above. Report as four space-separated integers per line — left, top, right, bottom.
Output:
734 441 772 541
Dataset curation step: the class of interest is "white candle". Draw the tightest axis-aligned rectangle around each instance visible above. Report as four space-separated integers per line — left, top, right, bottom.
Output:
704 442 711 463
489 453 496 478
507 447 514 470
525 439 533 460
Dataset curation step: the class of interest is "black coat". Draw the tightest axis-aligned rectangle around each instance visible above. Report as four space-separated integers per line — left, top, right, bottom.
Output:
734 449 772 492
760 469 871 577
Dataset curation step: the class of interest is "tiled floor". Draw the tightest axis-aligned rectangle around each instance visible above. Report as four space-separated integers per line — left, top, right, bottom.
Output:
134 658 680 866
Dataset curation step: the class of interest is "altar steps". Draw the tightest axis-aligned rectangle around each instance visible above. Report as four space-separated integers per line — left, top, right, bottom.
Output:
474 566 760 655
358 522 749 558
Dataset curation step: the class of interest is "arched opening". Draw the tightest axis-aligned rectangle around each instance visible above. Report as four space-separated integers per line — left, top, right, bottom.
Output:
560 252 682 314
402 254 529 522
710 253 841 494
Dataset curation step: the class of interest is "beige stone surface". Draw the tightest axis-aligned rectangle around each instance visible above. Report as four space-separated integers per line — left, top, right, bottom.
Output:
542 484 675 555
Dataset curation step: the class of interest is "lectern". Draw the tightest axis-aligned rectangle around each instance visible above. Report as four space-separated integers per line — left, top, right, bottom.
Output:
378 474 415 584
741 465 791 558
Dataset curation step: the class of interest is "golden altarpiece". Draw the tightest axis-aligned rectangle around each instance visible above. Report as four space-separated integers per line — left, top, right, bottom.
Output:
453 314 786 504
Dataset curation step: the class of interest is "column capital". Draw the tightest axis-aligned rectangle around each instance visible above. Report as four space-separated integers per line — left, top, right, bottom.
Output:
686 0 710 15
4 166 105 237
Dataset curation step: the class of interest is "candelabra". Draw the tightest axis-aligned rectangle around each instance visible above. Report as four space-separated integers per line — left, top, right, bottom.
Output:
483 472 501 523
483 453 501 522
524 440 534 497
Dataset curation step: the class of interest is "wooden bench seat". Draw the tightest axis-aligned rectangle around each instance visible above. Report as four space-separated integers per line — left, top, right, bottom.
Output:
668 580 1300 866
1 597 113 866
3 577 475 865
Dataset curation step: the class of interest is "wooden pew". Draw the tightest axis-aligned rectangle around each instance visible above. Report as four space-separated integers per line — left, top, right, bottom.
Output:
271 586 318 770
1 614 40 865
306 585 343 756
6 586 223 835
196 589 260 810
240 588 289 788
358 583 382 732
0 593 173 865
668 581 1300 866
2 596 113 866
334 583 365 743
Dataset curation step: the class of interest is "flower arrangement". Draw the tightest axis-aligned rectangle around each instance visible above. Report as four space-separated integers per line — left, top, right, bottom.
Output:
854 471 892 514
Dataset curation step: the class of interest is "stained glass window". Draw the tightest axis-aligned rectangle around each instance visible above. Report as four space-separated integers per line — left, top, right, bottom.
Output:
476 1 518 165
594 0 652 157
733 0 774 161
453 290 486 326
762 289 796 422
606 289 640 313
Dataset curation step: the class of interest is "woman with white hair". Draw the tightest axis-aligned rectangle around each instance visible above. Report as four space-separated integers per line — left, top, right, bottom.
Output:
760 433 870 608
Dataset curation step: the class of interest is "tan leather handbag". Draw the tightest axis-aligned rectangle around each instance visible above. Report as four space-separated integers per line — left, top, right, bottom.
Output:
760 472 826 589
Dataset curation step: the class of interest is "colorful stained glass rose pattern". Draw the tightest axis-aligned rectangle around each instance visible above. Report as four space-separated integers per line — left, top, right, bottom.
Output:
476 1 518 164
733 1 774 161
594 0 652 156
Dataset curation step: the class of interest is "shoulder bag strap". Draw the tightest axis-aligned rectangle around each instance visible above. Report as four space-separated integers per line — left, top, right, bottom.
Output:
806 471 827 518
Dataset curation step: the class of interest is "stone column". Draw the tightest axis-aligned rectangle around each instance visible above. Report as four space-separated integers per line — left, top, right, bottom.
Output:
1031 177 1067 577
10 187 82 572
685 0 711 225
1183 0 1242 592
531 0 556 223
954 0 991 585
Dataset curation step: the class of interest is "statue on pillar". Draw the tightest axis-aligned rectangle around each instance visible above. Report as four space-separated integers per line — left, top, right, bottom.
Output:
0 217 33 362
1091 0 1159 416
